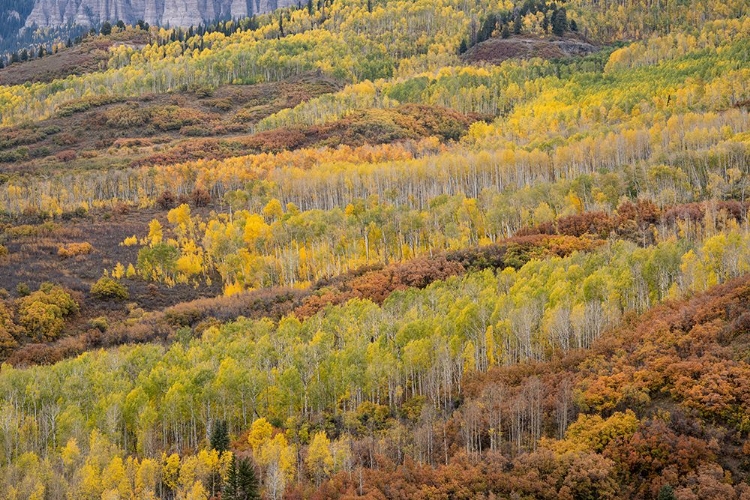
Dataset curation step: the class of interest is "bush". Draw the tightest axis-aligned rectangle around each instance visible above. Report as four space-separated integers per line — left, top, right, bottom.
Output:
191 188 211 207
180 125 213 137
57 242 94 257
157 190 177 209
17 284 79 341
16 283 30 297
55 150 77 162
91 276 129 300
89 316 109 332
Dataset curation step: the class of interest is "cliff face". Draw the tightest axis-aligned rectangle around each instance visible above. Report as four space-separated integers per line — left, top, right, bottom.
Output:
24 0 295 29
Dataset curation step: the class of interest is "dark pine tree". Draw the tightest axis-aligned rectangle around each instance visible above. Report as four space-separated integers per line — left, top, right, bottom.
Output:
100 21 112 35
478 13 497 43
552 7 568 36
210 420 230 452
513 14 523 35
458 38 468 54
658 485 676 500
224 455 260 500
224 456 240 500
501 23 510 38
238 457 260 500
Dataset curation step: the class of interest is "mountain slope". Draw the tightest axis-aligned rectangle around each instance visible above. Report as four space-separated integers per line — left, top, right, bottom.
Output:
24 0 297 29
0 0 748 498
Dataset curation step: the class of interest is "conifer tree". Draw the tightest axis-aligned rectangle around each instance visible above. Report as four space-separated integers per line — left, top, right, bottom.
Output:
552 8 568 36
224 455 260 500
210 420 230 452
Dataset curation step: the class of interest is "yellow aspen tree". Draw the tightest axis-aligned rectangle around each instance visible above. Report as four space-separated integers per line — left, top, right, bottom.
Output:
305 431 333 485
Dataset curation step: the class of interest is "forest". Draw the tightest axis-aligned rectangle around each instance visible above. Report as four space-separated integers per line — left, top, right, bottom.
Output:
0 0 749 498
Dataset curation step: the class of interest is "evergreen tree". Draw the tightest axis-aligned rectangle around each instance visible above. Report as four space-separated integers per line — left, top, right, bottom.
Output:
513 14 523 34
238 457 260 499
224 455 240 500
552 8 568 36
570 19 578 32
210 420 230 452
501 24 511 38
458 38 468 54
100 21 112 36
658 485 676 500
478 13 497 43
20 49 28 61
224 455 260 500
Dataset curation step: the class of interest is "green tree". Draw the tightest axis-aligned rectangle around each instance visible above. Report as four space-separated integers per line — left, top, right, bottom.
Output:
552 8 568 36
210 420 230 453
224 455 260 500
658 485 676 500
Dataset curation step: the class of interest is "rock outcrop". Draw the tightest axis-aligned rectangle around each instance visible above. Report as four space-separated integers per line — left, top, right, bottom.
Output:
24 0 296 29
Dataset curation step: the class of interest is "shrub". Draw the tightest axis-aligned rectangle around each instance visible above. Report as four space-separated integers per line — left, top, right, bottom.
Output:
190 188 211 207
52 132 79 146
91 276 129 300
89 316 109 332
17 284 79 341
157 190 177 209
55 150 77 162
57 242 94 257
122 235 138 246
180 125 213 137
204 98 233 111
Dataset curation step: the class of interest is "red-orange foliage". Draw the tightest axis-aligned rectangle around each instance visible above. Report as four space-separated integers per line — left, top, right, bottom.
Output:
519 200 748 245
307 276 750 499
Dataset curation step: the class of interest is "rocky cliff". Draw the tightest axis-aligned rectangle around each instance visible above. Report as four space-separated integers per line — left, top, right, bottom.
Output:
24 0 295 29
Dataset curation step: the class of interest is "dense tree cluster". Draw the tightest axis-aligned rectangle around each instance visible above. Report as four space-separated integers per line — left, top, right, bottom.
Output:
0 0 748 497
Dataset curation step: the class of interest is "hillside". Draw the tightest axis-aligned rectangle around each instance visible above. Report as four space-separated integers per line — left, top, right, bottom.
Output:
0 0 748 498
463 34 599 65
0 30 150 86
314 275 750 498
